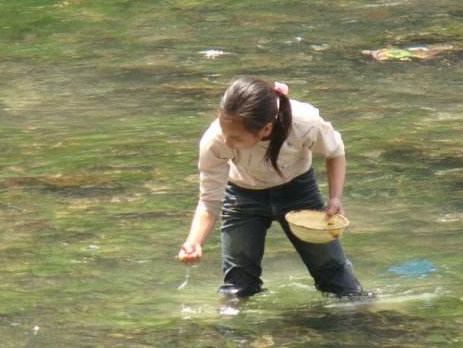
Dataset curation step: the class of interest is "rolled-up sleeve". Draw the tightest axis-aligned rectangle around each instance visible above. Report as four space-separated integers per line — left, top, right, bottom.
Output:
196 124 231 217
306 116 345 158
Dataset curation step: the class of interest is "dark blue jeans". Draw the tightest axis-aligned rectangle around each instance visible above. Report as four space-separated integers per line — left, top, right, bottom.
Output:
220 169 362 297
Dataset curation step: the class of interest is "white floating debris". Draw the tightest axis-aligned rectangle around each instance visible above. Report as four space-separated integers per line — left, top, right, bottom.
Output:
180 305 204 319
181 305 197 314
199 49 227 59
219 305 240 316
33 325 40 335
310 44 330 51
435 212 463 223
285 37 304 45
435 168 463 176
111 196 122 203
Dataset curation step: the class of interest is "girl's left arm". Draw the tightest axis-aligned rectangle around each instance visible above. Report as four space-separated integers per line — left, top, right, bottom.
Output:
325 155 346 217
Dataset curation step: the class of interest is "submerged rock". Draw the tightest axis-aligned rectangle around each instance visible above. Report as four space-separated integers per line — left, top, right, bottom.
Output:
362 44 455 61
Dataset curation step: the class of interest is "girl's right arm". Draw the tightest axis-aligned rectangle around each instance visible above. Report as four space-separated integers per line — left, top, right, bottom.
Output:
178 208 217 264
178 119 231 264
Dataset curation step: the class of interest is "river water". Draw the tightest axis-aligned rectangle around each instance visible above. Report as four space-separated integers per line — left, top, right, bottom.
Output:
0 1 462 347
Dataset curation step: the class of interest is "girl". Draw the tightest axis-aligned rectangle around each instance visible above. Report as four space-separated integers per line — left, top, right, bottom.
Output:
178 76 363 298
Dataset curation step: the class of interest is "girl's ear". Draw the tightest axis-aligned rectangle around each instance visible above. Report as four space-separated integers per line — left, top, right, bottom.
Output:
260 122 273 138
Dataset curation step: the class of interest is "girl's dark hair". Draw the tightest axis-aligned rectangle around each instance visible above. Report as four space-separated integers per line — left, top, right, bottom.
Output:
220 76 292 176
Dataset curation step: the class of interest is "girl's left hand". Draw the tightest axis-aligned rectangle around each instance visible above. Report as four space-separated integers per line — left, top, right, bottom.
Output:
325 197 345 218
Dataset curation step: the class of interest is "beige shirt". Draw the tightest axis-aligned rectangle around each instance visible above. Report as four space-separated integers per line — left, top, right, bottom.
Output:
197 99 345 216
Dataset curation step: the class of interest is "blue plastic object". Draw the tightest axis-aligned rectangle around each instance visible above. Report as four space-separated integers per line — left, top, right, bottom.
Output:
388 259 437 278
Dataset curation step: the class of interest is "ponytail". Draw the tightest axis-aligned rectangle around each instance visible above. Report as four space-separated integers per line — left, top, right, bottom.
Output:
265 93 292 176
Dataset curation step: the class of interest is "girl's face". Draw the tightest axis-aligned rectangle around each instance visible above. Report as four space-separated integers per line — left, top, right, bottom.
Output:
219 115 273 150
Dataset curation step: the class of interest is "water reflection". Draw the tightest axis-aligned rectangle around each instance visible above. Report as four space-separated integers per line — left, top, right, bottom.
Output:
160 290 462 347
1 0 462 347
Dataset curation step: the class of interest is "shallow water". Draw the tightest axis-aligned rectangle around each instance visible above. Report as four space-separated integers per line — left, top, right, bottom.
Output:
1 1 462 347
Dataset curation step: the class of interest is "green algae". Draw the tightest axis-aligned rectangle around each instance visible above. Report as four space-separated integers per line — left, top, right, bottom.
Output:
0 0 462 347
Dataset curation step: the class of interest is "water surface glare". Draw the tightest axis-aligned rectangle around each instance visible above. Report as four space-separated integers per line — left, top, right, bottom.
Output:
0 0 462 347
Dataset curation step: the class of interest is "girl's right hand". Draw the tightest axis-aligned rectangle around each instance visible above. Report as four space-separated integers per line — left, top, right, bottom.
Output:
177 242 202 264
